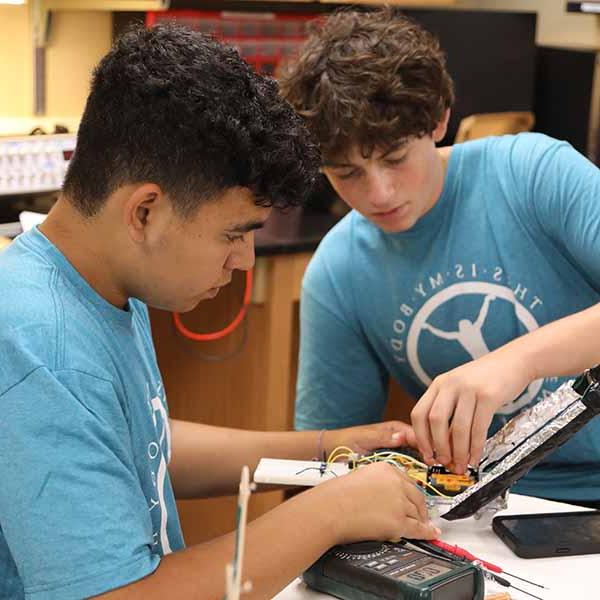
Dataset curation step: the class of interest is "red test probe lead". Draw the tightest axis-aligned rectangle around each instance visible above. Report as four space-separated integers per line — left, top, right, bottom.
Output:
429 540 547 589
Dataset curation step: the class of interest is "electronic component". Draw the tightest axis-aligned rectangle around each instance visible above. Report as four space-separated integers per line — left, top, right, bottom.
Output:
427 465 478 497
252 450 482 521
443 366 600 521
303 540 484 600
253 458 350 486
327 446 471 501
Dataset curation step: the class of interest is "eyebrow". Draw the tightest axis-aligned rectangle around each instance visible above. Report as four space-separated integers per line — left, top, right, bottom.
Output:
380 142 409 158
322 160 355 169
226 220 267 234
322 141 409 169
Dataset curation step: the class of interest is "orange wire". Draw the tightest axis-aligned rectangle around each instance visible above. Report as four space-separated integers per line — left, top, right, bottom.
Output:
172 269 253 342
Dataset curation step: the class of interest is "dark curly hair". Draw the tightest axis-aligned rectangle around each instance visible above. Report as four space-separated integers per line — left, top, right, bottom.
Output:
63 23 319 217
279 7 455 161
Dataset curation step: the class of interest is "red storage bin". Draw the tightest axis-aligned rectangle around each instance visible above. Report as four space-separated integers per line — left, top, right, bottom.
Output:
146 10 319 75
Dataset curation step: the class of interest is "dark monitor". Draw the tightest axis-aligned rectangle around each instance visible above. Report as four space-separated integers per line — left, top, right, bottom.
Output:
404 9 536 146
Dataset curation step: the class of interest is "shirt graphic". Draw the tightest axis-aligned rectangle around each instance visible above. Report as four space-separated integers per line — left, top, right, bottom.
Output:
147 381 173 555
392 278 545 414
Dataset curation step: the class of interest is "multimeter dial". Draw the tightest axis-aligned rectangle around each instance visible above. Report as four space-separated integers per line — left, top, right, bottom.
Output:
333 542 389 560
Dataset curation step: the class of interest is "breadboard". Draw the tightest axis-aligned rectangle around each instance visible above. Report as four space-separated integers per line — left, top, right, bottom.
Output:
253 458 350 486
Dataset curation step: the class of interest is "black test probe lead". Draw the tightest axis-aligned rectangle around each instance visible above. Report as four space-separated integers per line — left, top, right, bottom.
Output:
482 569 544 600
405 539 547 598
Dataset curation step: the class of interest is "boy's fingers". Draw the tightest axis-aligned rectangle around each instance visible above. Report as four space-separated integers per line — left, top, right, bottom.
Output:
411 389 436 463
399 518 441 541
470 402 495 466
450 391 476 473
401 478 429 522
427 390 455 465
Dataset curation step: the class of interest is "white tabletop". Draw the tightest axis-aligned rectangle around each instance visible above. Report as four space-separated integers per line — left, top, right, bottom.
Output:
273 494 596 600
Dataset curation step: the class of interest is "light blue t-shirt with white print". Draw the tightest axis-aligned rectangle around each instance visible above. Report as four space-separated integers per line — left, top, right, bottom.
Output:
296 133 600 502
0 227 184 599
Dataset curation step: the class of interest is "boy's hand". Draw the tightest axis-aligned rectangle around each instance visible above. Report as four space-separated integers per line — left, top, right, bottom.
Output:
316 461 440 544
410 354 532 474
325 420 418 457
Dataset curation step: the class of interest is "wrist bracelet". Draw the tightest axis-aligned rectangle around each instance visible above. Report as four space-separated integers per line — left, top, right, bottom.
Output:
314 429 326 461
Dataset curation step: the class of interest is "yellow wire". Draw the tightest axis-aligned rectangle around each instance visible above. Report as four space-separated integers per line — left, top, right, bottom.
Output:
327 446 356 465
419 481 451 497
325 446 451 498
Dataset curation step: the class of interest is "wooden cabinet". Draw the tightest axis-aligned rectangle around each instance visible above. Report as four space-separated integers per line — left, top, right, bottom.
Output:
151 251 416 545
150 254 310 544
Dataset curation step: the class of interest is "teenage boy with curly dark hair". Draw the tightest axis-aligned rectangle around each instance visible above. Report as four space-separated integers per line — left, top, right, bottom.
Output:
281 8 600 508
0 24 439 600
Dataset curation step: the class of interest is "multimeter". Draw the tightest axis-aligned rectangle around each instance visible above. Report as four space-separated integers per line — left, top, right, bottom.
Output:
303 541 484 600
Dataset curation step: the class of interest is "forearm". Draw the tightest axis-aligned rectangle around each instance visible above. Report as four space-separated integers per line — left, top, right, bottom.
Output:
97 485 339 600
169 419 322 498
490 303 600 382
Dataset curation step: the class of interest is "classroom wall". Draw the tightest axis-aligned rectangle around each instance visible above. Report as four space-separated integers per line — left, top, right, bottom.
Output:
0 6 111 121
0 6 32 117
1 1 599 124
455 0 600 48
46 11 112 116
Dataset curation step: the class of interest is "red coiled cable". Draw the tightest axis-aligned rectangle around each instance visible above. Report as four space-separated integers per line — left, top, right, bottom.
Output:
172 269 253 341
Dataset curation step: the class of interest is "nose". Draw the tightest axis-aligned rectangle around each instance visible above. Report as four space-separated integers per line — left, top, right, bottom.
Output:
365 169 395 210
225 232 256 272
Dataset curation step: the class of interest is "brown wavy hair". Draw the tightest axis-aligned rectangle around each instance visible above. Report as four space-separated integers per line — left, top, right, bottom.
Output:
279 7 455 161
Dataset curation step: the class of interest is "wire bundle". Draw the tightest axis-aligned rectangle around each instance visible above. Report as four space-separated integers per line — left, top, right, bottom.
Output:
326 446 451 498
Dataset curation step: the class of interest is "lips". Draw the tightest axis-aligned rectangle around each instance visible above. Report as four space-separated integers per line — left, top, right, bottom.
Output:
372 204 407 217
374 208 398 217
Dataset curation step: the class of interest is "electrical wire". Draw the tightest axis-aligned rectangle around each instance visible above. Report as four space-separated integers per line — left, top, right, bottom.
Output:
424 540 546 591
172 269 253 342
325 446 451 498
482 570 544 600
407 540 546 599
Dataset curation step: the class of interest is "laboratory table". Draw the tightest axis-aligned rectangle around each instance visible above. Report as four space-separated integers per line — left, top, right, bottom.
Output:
273 494 597 600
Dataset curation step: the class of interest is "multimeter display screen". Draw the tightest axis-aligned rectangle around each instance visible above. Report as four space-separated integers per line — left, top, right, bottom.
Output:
397 563 452 584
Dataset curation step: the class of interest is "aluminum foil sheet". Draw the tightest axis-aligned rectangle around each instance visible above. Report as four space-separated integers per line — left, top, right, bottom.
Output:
441 368 600 521
428 491 509 528
479 381 580 471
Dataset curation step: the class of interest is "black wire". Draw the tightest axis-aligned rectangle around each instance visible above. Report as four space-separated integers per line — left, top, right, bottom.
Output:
404 539 467 563
485 570 544 600
295 466 338 478
409 542 546 600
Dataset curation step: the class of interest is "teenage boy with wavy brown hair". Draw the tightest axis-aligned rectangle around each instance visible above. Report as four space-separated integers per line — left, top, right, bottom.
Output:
281 7 600 508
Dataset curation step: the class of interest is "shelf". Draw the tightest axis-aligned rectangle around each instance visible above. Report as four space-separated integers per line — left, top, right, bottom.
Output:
567 2 600 13
260 0 457 4
322 0 455 4
167 0 455 9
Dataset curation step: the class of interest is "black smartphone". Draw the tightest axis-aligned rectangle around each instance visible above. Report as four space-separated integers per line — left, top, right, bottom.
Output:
492 511 600 558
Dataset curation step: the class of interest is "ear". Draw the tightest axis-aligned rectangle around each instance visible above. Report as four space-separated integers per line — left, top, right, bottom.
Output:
122 183 171 244
432 108 451 143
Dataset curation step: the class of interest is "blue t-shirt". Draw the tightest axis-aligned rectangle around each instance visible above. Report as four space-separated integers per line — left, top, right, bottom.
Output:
0 227 184 599
296 133 600 502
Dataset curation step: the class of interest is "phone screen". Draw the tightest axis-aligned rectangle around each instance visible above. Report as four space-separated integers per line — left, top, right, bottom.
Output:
501 512 600 544
493 511 600 557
